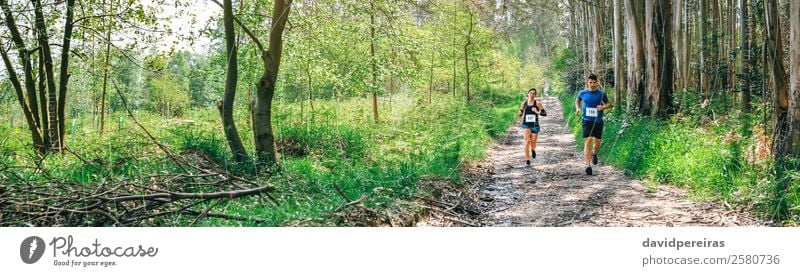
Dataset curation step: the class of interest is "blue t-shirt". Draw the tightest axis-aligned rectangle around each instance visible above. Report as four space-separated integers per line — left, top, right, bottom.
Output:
577 89 609 122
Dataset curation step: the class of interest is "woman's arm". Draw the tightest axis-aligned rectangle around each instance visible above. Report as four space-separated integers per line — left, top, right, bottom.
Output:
537 101 547 116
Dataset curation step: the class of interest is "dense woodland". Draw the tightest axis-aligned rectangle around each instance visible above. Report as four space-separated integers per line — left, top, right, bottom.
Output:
0 0 798 226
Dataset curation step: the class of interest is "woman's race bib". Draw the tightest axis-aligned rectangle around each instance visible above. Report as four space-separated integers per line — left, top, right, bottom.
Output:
525 114 537 123
585 107 598 117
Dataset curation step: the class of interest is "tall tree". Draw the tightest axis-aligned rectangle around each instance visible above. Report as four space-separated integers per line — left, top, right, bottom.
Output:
673 0 684 92
569 0 579 49
700 0 708 97
682 0 691 94
589 0 605 76
709 0 720 94
625 0 646 112
251 0 293 165
740 0 752 112
613 0 625 104
463 5 474 101
0 0 75 154
32 0 60 151
370 0 379 122
220 0 249 163
582 2 590 74
727 0 736 95
643 0 675 118
212 0 292 166
99 0 113 134
790 0 800 156
597 0 605 78
765 0 790 156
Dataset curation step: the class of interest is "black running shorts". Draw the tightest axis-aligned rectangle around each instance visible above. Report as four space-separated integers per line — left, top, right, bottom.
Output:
581 120 603 139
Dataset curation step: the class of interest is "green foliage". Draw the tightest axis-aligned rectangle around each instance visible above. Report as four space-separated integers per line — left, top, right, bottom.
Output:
147 75 191 117
551 46 583 93
179 91 519 225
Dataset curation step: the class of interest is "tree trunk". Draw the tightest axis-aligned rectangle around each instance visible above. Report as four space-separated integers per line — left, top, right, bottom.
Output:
583 3 590 74
625 0 646 112
644 0 675 118
593 0 605 78
220 0 249 163
683 0 691 92
710 0 720 94
789 0 800 156
569 0 579 48
700 0 708 97
56 0 75 150
673 0 684 92
452 3 457 98
740 0 751 113
100 0 111 135
253 0 293 166
584 1 602 74
614 0 625 104
38 46 49 147
728 0 736 95
765 0 791 156
32 0 60 151
464 9 473 102
370 0 378 123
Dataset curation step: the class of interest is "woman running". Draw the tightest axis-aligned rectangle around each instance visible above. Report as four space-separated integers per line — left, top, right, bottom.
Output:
518 88 546 166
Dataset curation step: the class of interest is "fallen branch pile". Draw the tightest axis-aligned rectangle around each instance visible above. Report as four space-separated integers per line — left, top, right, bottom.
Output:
0 150 277 227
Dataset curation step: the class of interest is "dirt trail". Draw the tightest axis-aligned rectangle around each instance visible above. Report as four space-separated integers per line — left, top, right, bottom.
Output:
468 97 762 227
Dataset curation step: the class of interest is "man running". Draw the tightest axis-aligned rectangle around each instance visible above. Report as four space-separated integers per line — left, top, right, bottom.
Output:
518 88 546 167
575 74 611 175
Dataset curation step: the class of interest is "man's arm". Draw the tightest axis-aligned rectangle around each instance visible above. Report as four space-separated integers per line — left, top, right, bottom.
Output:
575 97 582 116
599 102 613 111
598 94 612 111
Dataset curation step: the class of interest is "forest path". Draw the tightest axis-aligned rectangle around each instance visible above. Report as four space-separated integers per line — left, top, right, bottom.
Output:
469 96 760 226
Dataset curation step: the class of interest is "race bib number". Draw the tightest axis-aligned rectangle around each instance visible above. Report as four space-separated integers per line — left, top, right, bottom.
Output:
586 107 598 117
525 114 537 123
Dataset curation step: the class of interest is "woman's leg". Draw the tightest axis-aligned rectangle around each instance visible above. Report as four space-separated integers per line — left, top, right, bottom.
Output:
522 128 531 160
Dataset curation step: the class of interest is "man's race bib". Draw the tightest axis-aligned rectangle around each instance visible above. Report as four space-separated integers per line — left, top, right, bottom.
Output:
585 107 598 117
525 114 537 123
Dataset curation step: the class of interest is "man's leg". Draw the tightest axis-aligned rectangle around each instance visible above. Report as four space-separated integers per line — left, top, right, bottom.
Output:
592 138 601 165
584 137 593 165
593 138 602 154
581 120 594 175
591 122 603 165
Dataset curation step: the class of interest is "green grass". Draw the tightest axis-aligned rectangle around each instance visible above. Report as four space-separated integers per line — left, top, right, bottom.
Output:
194 92 521 225
0 91 521 226
559 90 800 224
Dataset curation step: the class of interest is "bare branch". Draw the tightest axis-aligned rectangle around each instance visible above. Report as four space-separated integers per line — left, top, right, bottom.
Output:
108 185 275 202
209 0 265 52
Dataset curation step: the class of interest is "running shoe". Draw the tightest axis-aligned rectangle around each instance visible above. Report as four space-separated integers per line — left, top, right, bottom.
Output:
585 166 593 175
